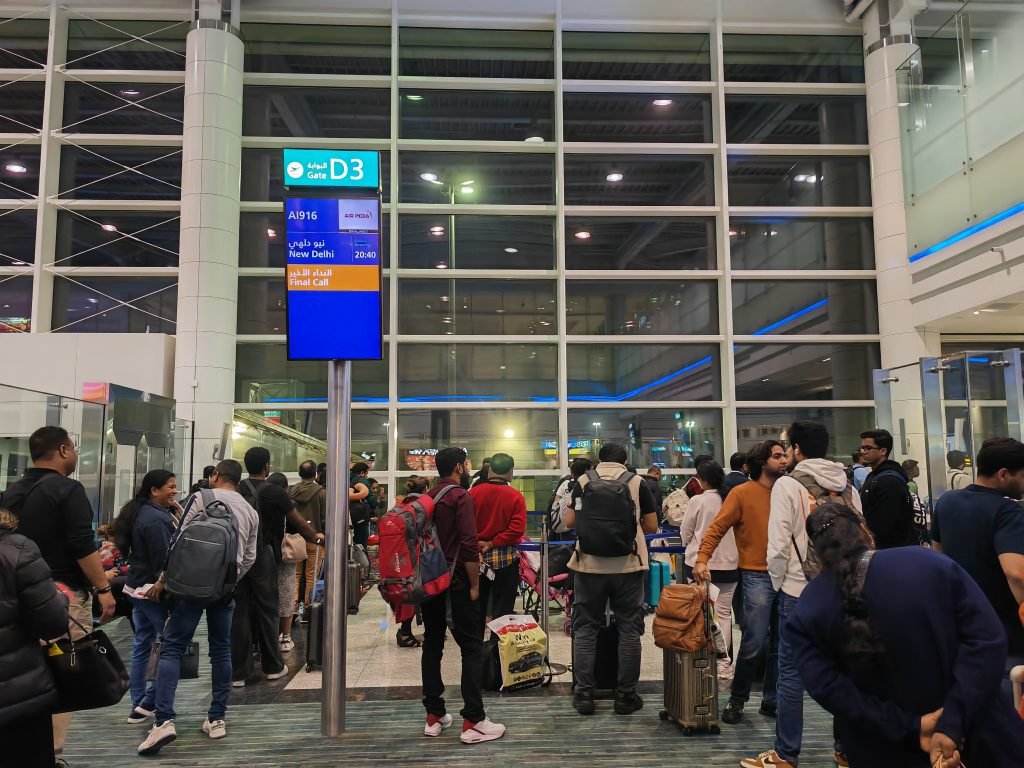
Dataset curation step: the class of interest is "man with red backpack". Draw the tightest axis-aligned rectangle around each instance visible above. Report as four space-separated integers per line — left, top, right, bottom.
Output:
420 447 506 744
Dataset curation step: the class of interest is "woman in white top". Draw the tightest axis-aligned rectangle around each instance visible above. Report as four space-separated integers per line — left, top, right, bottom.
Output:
680 460 740 667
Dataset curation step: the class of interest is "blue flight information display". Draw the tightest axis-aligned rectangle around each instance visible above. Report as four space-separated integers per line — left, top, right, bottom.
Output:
284 196 383 361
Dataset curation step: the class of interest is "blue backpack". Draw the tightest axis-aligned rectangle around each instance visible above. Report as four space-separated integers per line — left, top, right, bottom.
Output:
164 489 239 602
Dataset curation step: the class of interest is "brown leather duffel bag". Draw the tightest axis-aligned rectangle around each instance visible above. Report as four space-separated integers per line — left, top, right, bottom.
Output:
653 583 710 653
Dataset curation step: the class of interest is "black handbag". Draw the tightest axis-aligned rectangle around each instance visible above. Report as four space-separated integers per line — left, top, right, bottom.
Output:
146 619 200 681
45 616 129 713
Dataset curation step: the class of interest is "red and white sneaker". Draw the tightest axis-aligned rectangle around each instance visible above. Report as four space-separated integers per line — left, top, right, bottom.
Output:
459 717 506 744
424 713 453 737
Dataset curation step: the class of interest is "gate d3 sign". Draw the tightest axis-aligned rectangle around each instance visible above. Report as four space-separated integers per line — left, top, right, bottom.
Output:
283 149 380 189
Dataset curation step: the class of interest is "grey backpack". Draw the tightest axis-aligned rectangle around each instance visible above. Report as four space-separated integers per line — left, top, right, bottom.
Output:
164 489 239 602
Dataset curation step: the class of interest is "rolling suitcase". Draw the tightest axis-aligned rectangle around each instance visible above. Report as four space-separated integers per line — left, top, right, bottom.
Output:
306 550 326 671
659 597 720 735
347 561 362 615
644 560 671 610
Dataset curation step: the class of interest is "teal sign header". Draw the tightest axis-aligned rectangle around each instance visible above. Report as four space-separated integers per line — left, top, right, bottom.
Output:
282 149 380 189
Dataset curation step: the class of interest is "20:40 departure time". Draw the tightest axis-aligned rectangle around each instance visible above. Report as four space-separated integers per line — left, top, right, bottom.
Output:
354 251 377 259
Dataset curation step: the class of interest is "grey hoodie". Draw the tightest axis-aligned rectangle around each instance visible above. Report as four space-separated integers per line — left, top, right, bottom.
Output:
767 458 862 598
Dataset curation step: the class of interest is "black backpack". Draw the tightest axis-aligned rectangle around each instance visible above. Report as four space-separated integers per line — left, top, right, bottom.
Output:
575 470 638 558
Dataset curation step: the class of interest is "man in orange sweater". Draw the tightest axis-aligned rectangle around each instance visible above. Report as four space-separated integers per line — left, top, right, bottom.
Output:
469 453 527 622
695 440 788 726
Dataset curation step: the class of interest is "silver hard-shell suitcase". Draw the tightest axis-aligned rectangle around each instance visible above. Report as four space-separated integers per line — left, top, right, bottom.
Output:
658 598 720 735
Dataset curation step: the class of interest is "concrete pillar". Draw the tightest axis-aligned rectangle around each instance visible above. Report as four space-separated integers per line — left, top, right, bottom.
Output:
173 15 243 470
863 4 941 469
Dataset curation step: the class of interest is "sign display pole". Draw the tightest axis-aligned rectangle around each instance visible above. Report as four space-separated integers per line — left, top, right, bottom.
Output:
280 147 382 738
322 359 351 736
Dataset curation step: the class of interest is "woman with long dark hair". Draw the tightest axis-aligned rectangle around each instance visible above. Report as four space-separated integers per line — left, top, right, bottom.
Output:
681 460 739 668
113 469 178 726
787 503 1024 767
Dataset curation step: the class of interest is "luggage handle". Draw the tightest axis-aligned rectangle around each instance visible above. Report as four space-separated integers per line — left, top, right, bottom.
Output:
702 667 716 702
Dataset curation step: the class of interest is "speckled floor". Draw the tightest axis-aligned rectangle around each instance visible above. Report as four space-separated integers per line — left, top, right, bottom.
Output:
63 592 845 767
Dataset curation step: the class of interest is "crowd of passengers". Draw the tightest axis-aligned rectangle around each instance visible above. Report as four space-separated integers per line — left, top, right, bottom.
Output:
0 423 1022 767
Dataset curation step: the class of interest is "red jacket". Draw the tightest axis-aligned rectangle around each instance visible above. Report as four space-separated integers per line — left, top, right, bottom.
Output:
469 480 527 548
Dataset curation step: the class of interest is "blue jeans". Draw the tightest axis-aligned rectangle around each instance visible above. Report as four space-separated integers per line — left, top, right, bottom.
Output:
128 596 169 711
155 596 235 725
731 569 779 705
775 592 802 762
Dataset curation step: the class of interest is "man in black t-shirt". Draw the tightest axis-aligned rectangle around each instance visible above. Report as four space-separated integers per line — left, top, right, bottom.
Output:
932 437 1024 705
232 447 321 686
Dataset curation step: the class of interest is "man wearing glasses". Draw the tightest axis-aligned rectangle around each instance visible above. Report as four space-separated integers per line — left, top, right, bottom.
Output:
858 429 917 549
0 425 116 764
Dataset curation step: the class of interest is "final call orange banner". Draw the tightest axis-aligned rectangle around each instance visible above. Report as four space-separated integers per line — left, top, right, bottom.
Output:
286 264 379 292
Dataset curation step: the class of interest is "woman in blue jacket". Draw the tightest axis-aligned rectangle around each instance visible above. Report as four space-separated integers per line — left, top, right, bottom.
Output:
113 469 178 726
787 503 1024 768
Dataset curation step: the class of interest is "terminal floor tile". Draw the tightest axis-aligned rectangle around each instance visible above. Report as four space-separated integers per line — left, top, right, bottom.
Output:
64 599 843 767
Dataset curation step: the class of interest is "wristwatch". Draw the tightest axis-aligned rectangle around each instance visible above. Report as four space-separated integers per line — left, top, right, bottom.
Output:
94 585 112 596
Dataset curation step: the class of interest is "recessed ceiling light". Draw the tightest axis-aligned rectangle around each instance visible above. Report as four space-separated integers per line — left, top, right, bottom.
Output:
769 230 778 236
981 49 990 54
435 262 448 269
973 311 980 315
652 99 673 107
439 295 449 301
524 135 544 143
1 304 8 309
420 172 439 182
821 357 831 362
606 172 624 182
806 175 817 183
459 185 474 194
504 247 518 253
761 378 770 382
406 94 424 101
121 89 140 97
794 174 808 183
272 326 279 331
430 228 445 237
5 163 27 174
499 364 507 370
429 225 444 232
897 101 911 107
101 224 117 232
979 308 999 313
574 231 591 239
87 298 99 304
728 229 738 236
11 261 26 266
266 228 276 237
503 428 515 439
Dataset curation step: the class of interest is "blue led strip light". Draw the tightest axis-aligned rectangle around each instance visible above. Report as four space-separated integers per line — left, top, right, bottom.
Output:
260 299 829 404
909 201 1024 263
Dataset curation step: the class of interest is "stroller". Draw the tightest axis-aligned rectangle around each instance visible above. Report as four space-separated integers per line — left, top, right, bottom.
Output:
518 540 573 636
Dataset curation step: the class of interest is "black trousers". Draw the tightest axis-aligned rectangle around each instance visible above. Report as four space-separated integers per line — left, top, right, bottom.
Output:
0 709 54 768
479 561 519 623
421 588 485 724
231 544 284 680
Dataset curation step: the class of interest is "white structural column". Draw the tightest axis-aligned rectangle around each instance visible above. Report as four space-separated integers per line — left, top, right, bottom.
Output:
863 7 934 369
863 3 939 467
173 10 244 470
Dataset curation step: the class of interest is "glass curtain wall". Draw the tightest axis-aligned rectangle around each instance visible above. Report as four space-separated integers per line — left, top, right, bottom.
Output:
7 6 879 510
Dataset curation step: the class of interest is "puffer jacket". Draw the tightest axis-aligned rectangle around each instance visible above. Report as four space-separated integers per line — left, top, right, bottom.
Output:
0 527 69 725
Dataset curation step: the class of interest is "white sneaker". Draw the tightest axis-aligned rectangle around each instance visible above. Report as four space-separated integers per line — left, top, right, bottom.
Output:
424 713 453 737
202 719 227 740
137 720 177 755
127 705 155 724
232 679 246 688
279 635 295 652
266 664 289 681
459 717 506 744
